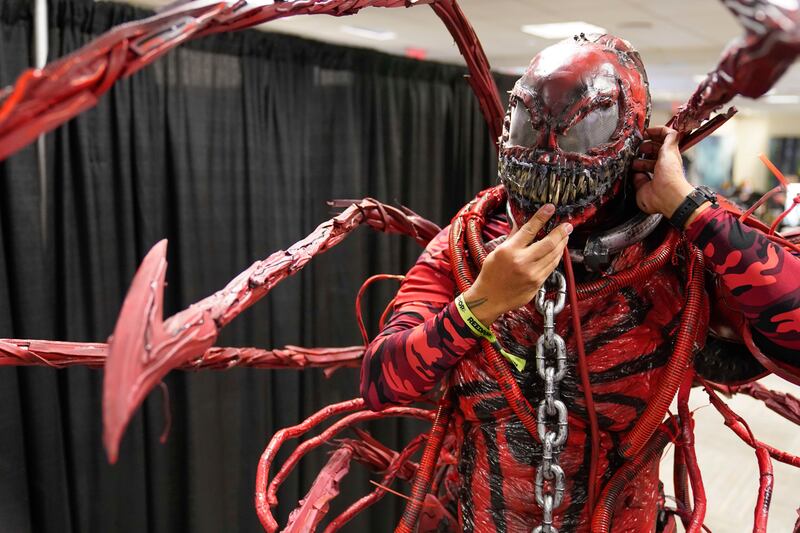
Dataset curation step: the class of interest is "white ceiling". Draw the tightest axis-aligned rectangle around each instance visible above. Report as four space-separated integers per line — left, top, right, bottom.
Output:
114 0 800 113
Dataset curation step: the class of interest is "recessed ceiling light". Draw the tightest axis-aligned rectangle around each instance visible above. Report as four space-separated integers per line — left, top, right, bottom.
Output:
521 22 607 40
765 94 800 104
341 25 396 41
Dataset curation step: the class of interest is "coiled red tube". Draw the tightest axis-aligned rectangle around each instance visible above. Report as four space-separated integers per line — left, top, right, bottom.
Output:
449 216 542 440
591 421 678 533
395 398 453 533
619 245 707 459
574 230 680 300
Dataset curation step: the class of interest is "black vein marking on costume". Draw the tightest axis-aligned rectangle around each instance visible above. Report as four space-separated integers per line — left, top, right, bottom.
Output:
594 392 648 416
459 422 476 533
588 311 681 385
562 430 592 532
505 418 539 465
569 401 616 430
471 395 512 423
480 420 508 533
605 431 624 484
589 344 671 384
451 379 502 398
581 287 652 356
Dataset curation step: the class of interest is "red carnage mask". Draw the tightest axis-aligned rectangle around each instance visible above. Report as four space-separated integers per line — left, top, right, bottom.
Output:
499 33 650 228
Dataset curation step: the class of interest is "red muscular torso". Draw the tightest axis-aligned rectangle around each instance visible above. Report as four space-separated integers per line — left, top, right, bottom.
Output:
360 192 800 532
453 252 688 531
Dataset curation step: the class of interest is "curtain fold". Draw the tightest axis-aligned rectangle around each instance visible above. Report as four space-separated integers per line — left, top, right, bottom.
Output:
0 1 513 531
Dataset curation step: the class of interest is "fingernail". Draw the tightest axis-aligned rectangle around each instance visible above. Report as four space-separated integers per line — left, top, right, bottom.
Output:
542 204 555 214
564 223 573 235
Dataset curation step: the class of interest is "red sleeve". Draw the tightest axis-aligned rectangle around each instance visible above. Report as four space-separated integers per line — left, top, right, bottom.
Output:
360 226 479 411
686 205 800 359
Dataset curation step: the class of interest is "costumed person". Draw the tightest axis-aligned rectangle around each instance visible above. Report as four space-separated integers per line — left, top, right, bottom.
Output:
360 34 800 532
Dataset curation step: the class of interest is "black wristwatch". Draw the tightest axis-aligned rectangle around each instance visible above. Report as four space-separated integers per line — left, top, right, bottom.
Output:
668 185 718 229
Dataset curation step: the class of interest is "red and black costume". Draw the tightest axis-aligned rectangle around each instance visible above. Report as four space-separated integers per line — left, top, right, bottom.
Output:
1 1 800 531
362 34 800 533
362 197 800 532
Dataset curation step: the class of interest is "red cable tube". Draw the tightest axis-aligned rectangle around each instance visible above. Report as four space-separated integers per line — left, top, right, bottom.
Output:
769 194 800 235
355 274 405 346
574 231 680 300
267 409 433 503
379 297 398 331
591 421 678 533
678 373 707 533
254 399 433 532
256 399 365 530
753 447 774 533
673 444 691 530
739 186 782 224
702 382 800 468
619 246 707 459
395 399 453 533
326 433 428 532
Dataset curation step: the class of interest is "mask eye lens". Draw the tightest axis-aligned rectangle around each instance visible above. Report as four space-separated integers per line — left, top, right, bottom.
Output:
557 102 619 153
507 102 538 148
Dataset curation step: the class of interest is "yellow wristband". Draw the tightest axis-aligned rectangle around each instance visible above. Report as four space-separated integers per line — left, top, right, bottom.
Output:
455 293 496 341
454 294 526 372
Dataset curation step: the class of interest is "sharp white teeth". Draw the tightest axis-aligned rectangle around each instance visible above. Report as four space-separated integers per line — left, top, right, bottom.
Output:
554 179 562 205
548 172 556 203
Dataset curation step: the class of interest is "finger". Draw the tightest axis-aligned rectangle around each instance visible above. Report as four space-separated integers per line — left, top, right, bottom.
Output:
637 140 662 156
507 203 555 247
632 172 651 190
525 222 571 260
632 158 656 172
660 129 680 151
533 239 568 279
644 125 677 143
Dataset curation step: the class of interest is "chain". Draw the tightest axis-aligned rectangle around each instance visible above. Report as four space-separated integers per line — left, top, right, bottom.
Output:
532 271 568 533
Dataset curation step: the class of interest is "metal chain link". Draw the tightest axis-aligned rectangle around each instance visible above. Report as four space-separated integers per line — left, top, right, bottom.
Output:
532 271 568 533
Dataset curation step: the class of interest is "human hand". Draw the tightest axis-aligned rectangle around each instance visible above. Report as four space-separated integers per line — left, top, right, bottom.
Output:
461 204 572 325
631 126 707 226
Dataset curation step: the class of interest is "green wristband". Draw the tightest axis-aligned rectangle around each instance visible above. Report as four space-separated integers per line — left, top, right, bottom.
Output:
454 294 526 372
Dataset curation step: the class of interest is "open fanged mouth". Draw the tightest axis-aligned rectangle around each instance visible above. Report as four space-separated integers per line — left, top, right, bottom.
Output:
498 141 636 214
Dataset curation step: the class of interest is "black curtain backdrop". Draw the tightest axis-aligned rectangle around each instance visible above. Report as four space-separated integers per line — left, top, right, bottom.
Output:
0 1 514 531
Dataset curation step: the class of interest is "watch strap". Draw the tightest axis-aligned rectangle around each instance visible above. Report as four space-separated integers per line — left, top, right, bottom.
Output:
669 187 716 229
